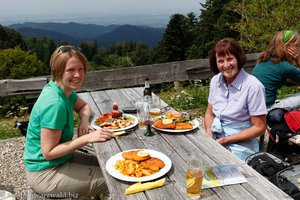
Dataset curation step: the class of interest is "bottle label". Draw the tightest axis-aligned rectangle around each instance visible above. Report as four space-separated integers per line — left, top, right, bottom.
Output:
144 95 152 103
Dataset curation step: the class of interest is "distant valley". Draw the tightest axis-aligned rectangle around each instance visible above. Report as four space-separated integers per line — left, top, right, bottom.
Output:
9 22 166 48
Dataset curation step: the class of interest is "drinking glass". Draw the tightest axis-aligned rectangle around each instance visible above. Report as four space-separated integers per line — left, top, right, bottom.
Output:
186 158 204 199
135 101 149 130
149 96 161 118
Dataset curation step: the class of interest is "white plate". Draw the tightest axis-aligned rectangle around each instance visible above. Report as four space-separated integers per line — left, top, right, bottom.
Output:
91 114 138 132
153 119 199 133
105 149 172 182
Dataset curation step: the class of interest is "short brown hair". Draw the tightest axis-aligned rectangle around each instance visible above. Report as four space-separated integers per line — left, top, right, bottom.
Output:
209 38 247 75
49 45 88 82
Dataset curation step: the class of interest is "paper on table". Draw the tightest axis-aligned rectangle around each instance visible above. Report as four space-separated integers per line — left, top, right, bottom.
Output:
202 164 247 189
289 135 300 146
125 178 165 195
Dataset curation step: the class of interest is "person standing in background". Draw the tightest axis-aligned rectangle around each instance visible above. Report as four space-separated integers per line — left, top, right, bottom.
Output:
252 30 300 109
24 45 113 198
204 38 267 161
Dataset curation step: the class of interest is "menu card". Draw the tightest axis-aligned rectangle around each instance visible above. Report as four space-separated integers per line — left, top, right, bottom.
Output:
202 164 247 189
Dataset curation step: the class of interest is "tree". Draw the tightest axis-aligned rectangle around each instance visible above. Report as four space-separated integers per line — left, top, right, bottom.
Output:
79 41 97 61
92 41 155 69
230 0 300 53
190 0 240 58
154 14 192 62
0 25 26 50
0 46 46 79
127 42 153 66
24 37 56 72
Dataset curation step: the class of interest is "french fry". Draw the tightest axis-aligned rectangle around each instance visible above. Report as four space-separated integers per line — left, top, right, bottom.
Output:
114 159 156 178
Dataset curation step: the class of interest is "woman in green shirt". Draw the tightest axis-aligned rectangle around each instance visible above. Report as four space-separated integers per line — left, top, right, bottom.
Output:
24 45 114 198
252 30 300 109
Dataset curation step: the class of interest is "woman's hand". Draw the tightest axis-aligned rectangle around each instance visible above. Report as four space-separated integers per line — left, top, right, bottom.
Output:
87 128 114 143
78 118 90 136
217 137 228 145
287 46 300 59
74 96 93 136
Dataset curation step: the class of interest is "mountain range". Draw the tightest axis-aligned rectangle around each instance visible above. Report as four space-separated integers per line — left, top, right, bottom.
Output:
9 22 166 48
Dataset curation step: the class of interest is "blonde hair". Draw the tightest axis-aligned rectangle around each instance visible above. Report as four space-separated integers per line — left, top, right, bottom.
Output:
258 30 300 67
49 45 88 82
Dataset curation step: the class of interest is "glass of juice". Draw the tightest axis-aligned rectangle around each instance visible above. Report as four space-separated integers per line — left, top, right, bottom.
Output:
186 159 204 199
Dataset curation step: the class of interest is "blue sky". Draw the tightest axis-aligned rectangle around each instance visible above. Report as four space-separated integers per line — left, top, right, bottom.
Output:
0 0 204 26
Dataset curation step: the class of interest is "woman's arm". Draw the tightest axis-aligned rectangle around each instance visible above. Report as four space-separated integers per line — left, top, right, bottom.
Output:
217 115 266 145
204 103 215 138
73 96 92 136
41 127 113 160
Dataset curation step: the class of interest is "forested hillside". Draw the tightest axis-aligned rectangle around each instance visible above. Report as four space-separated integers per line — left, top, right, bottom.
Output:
9 22 165 48
0 0 299 122
1 0 299 80
9 22 118 39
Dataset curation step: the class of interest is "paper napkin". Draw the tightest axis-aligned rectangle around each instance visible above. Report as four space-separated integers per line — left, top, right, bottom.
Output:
113 130 126 137
125 178 165 195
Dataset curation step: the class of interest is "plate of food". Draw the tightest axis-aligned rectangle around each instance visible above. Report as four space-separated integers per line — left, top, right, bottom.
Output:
152 112 199 133
105 149 172 182
91 113 138 132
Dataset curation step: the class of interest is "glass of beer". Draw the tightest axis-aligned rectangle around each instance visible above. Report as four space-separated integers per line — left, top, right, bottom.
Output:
149 96 161 118
186 158 204 199
136 101 149 130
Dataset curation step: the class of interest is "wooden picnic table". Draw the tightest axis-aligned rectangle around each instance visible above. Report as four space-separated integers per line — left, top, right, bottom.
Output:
78 87 292 200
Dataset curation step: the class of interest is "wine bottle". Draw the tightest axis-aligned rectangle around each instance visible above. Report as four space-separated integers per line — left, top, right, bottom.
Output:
143 78 152 103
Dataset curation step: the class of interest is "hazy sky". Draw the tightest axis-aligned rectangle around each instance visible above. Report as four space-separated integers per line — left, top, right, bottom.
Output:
0 0 204 25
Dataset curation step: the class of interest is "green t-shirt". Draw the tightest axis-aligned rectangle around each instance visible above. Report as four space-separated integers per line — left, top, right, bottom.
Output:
24 80 78 171
252 61 300 108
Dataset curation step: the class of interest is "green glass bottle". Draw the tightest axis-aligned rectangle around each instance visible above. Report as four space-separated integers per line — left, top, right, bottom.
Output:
143 78 152 103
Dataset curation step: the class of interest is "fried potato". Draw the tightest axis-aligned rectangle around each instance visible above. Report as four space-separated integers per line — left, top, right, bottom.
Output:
114 159 155 178
115 150 166 178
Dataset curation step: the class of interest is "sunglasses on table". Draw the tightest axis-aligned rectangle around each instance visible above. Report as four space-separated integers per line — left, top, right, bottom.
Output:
160 106 191 119
160 106 171 114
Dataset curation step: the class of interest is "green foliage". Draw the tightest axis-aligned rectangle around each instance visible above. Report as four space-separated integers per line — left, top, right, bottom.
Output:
0 25 26 50
79 41 97 61
0 96 27 118
189 0 240 59
0 97 29 139
155 14 194 62
159 83 210 116
0 46 46 79
229 0 300 53
24 37 56 71
91 41 155 69
0 118 22 139
277 86 300 99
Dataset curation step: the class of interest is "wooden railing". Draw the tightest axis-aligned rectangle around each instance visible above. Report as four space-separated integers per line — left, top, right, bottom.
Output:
0 53 260 98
